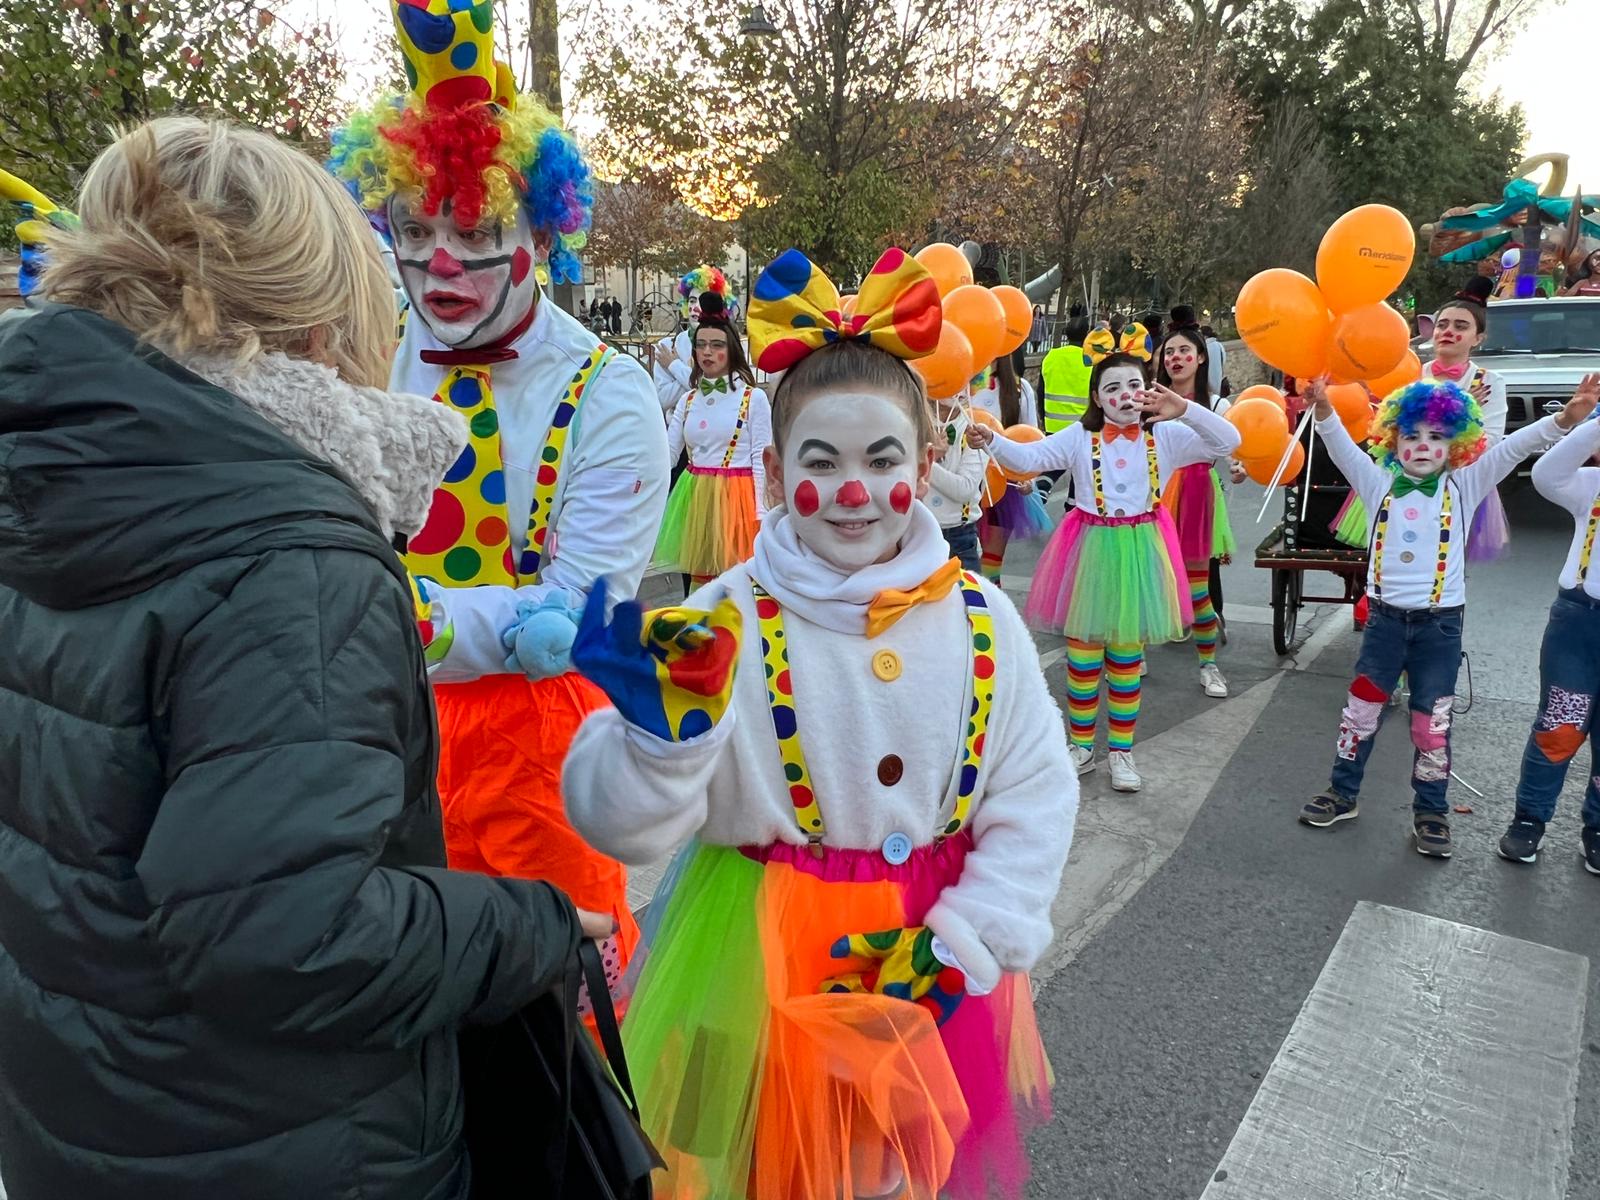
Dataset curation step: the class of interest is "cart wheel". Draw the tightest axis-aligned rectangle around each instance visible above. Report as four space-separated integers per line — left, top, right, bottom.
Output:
1272 568 1299 656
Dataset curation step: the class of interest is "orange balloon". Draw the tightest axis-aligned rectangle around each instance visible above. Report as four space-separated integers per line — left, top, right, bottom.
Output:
911 320 974 399
1326 382 1374 439
982 458 1007 504
1244 442 1306 486
914 242 973 298
1235 268 1331 379
1234 383 1287 412
1366 348 1423 399
942 285 1006 369
1225 396 1291 460
840 293 858 317
1316 204 1415 314
991 285 1033 356
1326 302 1409 383
1000 423 1044 481
968 408 1003 432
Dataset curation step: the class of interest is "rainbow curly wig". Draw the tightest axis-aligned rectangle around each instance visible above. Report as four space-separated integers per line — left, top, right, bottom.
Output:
678 264 730 317
1368 379 1487 472
327 0 591 285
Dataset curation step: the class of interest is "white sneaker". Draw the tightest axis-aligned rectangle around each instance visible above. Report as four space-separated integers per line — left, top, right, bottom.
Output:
1139 658 1148 677
1069 744 1095 776
1200 663 1229 698
1108 750 1142 792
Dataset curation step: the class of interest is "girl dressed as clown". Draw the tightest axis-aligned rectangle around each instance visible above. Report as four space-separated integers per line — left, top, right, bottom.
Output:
562 248 1077 1200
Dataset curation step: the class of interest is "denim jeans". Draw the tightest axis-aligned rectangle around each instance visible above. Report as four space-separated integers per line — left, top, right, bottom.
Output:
1327 600 1463 815
1514 589 1600 830
942 521 981 571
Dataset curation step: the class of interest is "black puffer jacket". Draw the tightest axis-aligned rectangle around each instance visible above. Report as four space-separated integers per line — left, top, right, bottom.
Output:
0 306 578 1199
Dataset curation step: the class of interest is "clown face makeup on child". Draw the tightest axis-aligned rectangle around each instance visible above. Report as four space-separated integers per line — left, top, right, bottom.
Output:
1397 425 1452 477
391 199 542 349
1096 365 1147 426
695 328 731 378
1432 305 1485 363
768 391 933 571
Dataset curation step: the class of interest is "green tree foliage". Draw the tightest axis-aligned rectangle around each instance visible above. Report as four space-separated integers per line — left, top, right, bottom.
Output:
0 0 348 242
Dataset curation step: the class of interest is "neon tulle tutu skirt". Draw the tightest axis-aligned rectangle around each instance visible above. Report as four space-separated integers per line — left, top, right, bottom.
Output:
1161 462 1235 564
622 836 1052 1200
981 485 1055 541
655 465 760 576
1467 484 1511 562
1330 492 1369 548
1023 508 1192 646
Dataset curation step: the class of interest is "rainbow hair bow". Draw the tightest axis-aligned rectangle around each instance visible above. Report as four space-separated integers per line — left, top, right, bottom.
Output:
1083 322 1153 365
749 247 942 374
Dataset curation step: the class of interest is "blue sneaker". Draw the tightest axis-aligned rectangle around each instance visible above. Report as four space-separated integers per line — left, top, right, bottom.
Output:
1299 790 1357 828
1583 827 1600 876
1497 817 1545 864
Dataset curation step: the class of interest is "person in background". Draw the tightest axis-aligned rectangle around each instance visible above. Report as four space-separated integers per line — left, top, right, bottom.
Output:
1031 303 1048 352
1202 322 1227 398
0 115 606 1200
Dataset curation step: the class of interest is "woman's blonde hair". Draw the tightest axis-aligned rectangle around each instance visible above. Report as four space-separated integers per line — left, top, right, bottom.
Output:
42 116 394 389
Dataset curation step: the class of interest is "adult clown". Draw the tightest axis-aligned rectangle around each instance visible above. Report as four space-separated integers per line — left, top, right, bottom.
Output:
653 264 733 413
331 0 668 963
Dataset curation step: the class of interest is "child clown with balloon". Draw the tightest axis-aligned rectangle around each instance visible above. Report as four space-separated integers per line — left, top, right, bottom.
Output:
969 353 1241 792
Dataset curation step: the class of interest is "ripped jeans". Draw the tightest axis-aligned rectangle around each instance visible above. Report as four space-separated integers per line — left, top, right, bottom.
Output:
1328 600 1463 815
1514 590 1600 830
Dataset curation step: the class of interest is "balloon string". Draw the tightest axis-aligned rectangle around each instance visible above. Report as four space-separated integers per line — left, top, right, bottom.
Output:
1256 404 1316 525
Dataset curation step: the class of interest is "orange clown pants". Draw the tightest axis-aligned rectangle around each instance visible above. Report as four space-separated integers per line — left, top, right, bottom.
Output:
433 672 640 964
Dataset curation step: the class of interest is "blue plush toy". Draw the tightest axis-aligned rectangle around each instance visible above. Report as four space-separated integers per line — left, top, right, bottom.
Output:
501 593 583 680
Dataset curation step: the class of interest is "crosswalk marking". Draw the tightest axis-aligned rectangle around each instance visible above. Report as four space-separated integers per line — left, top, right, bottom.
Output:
1199 902 1589 1199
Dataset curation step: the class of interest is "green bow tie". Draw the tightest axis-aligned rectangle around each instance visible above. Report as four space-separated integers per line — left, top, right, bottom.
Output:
699 377 729 394
1391 473 1442 498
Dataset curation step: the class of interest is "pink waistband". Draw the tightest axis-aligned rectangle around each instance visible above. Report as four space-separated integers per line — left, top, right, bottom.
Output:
741 830 973 885
1071 508 1159 528
688 465 754 477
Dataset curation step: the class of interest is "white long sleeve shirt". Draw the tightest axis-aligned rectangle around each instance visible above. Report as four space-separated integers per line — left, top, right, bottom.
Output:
1316 411 1563 609
1532 417 1600 597
1424 359 1507 442
392 297 669 682
666 379 773 516
652 329 693 415
926 404 987 528
970 375 1041 430
563 526 1077 992
985 402 1241 517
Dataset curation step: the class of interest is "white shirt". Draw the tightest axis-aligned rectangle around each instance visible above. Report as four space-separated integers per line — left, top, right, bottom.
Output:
652 329 693 414
392 296 670 682
1532 417 1600 597
666 379 773 516
562 504 1077 993
926 403 987 527
1316 411 1562 609
1206 337 1226 397
971 374 1041 429
985 402 1241 517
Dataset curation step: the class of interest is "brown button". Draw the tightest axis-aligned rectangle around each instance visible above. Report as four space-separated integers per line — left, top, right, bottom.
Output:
877 754 904 786
871 649 902 681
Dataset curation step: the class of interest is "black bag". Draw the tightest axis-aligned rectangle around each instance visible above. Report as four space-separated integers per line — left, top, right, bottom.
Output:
460 939 664 1199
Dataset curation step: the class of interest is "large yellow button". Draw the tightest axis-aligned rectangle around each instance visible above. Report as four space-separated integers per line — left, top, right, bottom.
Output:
872 649 902 682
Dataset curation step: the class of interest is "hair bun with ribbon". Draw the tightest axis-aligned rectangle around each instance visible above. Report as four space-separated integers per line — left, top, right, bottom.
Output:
749 247 942 374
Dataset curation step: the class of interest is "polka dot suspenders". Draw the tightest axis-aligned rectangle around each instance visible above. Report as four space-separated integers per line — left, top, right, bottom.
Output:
682 384 756 468
1578 495 1600 585
1370 483 1453 606
750 575 997 855
522 345 614 579
1088 429 1160 516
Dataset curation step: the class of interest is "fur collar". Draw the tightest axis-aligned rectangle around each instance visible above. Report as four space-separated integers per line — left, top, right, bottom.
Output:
175 351 467 539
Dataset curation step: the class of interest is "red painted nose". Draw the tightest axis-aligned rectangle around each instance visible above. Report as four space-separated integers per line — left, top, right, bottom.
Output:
835 480 870 508
428 248 464 278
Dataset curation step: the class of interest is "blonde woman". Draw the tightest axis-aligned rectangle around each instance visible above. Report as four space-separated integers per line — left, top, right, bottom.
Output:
0 117 602 1199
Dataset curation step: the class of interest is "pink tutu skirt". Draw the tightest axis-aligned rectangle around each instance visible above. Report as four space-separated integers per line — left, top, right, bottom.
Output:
1161 462 1235 565
1467 484 1511 562
1023 507 1192 646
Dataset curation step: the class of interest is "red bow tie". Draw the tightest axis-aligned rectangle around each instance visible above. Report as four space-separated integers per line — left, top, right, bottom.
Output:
418 303 537 366
1104 423 1142 442
1429 361 1469 381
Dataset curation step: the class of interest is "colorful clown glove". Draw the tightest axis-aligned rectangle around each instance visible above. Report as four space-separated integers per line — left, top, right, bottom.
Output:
0 167 77 299
570 576 742 742
407 574 454 672
501 593 582 680
821 925 966 1026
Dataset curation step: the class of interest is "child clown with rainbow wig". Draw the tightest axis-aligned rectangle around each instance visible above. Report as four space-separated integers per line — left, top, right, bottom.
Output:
329 0 668 972
562 248 1076 1200
1298 374 1594 858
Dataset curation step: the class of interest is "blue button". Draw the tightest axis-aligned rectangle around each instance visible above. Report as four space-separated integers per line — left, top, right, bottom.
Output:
881 832 913 865
1402 530 1418 543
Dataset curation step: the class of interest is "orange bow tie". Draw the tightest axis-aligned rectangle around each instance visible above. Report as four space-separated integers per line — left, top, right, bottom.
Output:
866 558 964 638
1104 423 1142 442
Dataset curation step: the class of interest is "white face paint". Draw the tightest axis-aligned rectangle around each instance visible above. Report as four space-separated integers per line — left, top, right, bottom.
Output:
1095 365 1146 427
763 391 932 571
1397 424 1451 477
390 199 541 349
1431 307 1483 364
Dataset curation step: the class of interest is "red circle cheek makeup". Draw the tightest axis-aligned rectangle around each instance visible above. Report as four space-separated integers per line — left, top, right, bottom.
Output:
890 482 912 514
793 480 820 516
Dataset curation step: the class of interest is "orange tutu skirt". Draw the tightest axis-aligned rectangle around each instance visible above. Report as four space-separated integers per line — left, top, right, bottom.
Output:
655 465 761 576
622 836 1052 1200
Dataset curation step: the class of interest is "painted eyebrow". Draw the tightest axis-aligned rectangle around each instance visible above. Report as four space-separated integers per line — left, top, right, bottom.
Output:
866 436 907 455
797 438 840 457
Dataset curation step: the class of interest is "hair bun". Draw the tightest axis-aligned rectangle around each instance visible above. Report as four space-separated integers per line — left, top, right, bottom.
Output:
698 291 726 319
1169 304 1198 328
1455 275 1493 305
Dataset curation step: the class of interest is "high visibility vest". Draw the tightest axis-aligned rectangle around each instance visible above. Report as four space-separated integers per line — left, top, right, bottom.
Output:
1040 344 1092 433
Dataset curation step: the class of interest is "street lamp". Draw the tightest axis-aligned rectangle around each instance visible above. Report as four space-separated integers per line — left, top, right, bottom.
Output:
739 4 779 37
